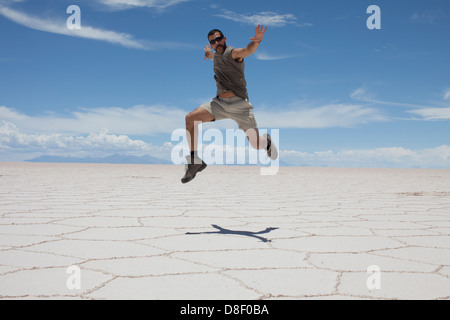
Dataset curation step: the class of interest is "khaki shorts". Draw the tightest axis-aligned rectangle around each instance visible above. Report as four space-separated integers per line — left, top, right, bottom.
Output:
200 96 258 131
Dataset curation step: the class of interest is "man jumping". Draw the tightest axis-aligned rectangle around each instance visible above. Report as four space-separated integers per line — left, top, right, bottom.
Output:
182 25 278 184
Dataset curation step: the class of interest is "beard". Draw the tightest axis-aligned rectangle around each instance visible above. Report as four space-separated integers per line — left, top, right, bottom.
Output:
215 43 227 54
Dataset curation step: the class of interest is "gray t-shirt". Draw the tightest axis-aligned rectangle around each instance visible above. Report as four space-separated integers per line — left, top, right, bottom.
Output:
213 46 249 100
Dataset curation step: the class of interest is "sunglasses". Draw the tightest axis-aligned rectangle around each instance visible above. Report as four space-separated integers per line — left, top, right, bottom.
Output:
209 35 224 45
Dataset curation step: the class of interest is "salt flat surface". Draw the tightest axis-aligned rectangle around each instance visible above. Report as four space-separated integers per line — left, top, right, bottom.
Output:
0 162 449 300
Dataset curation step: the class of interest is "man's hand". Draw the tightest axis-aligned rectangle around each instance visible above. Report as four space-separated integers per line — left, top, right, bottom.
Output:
203 44 214 60
231 25 267 60
249 25 267 43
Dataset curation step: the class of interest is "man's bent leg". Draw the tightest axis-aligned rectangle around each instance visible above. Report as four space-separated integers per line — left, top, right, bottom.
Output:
182 106 215 184
185 106 215 153
245 128 278 160
245 128 267 150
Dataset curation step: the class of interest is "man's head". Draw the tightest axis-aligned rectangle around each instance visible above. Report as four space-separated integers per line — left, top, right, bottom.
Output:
208 29 226 54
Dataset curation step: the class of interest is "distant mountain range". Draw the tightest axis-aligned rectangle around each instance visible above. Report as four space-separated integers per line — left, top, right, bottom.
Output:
25 154 172 165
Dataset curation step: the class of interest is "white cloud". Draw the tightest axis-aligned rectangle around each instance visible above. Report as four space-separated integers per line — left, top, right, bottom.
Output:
0 105 185 136
0 121 148 151
410 10 444 24
350 86 435 109
70 105 186 135
352 86 450 121
0 121 139 151
216 10 306 28
0 6 147 49
444 89 450 100
351 86 450 121
254 51 296 61
350 87 374 101
408 107 450 120
0 101 386 141
281 145 450 169
97 0 190 10
0 120 177 161
0 5 192 50
256 103 387 128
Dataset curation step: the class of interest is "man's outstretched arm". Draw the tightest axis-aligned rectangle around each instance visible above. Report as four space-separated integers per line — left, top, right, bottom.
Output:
232 25 267 60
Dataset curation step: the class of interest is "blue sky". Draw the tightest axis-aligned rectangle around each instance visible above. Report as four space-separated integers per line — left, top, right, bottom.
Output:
1 0 449 168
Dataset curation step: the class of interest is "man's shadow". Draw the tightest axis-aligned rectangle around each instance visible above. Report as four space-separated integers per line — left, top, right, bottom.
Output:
186 224 279 243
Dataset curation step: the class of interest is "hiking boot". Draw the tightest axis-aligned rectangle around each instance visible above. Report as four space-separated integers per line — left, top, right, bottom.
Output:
181 155 207 184
264 134 278 160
